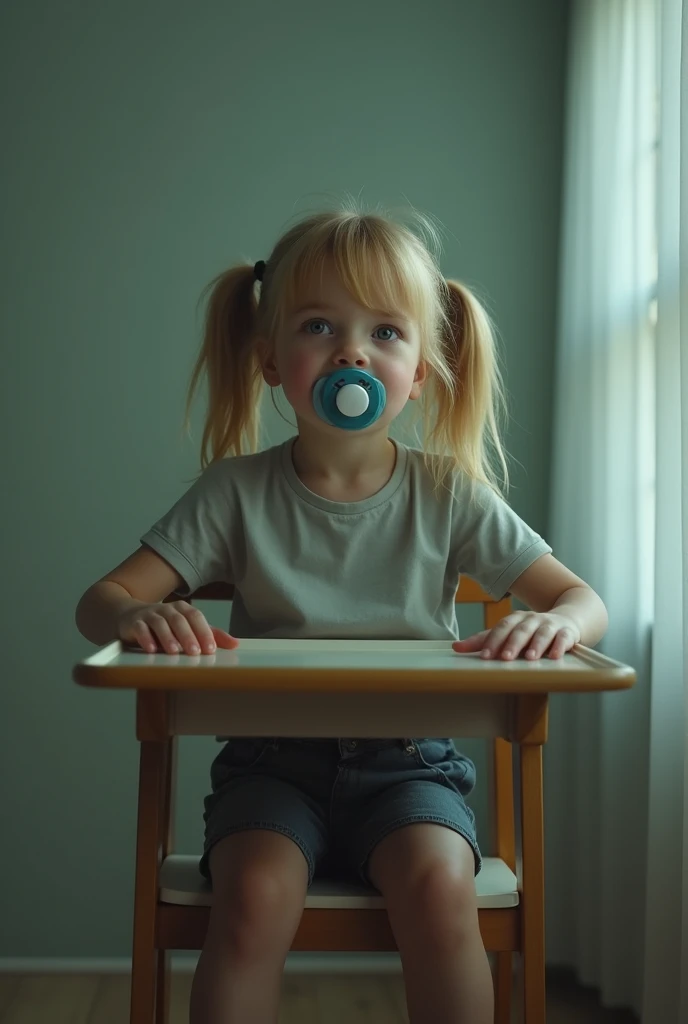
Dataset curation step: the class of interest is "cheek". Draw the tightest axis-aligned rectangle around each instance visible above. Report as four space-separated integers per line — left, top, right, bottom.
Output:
279 351 319 403
382 360 419 403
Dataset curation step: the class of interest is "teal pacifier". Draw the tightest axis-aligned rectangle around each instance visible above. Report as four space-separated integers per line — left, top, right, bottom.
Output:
312 368 386 430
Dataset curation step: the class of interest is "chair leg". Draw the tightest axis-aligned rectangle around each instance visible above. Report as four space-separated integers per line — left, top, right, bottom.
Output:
520 743 546 1024
131 939 158 1024
130 948 169 1024
130 739 170 1024
494 952 513 1023
155 950 171 1024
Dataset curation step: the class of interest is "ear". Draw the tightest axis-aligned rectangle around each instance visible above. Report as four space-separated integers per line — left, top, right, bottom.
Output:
408 358 428 401
256 337 281 387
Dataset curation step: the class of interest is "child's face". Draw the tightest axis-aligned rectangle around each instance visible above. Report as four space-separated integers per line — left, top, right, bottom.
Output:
260 262 427 434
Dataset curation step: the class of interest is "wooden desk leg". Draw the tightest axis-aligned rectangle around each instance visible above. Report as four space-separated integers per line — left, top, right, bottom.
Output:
155 734 176 1024
155 951 171 1024
130 740 169 1024
493 736 516 1024
519 743 546 1024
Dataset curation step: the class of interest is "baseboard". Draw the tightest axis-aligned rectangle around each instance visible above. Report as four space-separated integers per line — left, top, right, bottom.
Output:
0 951 526 978
0 953 403 975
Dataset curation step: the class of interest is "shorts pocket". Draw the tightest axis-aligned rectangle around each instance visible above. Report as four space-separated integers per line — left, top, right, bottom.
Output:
209 737 278 790
413 738 477 797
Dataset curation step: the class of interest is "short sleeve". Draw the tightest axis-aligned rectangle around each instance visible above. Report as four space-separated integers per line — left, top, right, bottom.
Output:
452 477 553 600
139 460 234 597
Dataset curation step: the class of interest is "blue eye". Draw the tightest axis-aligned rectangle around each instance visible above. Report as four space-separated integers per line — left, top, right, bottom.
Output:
304 320 333 336
303 320 401 341
374 326 400 342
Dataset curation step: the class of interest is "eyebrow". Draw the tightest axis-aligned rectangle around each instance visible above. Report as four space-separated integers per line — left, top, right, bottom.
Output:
292 303 413 324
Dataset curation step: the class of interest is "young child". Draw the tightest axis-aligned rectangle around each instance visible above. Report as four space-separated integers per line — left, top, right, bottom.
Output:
75 204 608 1024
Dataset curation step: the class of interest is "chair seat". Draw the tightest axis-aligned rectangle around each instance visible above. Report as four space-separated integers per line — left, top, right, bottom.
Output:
159 854 519 910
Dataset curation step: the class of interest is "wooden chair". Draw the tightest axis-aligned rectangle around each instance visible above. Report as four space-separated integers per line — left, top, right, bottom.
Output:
132 578 537 1024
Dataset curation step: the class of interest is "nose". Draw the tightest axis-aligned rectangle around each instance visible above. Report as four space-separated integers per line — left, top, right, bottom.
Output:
331 336 370 368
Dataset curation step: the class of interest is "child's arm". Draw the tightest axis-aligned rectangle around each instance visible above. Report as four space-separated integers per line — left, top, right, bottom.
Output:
75 544 237 654
76 578 152 647
453 553 608 661
75 544 185 646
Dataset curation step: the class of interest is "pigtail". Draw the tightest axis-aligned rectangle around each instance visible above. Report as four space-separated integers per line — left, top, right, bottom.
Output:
182 265 264 472
178 207 512 503
426 279 510 503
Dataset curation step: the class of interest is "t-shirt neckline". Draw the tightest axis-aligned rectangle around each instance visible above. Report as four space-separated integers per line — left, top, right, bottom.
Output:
280 435 408 514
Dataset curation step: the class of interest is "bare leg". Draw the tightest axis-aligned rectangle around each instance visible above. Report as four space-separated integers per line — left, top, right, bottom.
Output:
189 830 309 1024
392 896 493 1024
368 823 494 1024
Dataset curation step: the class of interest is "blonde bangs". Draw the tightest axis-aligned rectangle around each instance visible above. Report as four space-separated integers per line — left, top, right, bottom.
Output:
265 212 442 348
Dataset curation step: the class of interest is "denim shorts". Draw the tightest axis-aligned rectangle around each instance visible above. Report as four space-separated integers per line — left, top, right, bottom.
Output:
199 737 482 890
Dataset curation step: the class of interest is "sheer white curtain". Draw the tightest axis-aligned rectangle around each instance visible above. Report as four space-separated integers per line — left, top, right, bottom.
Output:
642 1 688 1020
544 0 687 1019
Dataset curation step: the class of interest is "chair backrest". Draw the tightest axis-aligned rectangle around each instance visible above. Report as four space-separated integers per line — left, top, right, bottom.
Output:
171 578 512 631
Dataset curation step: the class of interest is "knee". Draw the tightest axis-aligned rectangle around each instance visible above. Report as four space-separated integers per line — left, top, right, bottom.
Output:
391 864 479 946
209 865 303 957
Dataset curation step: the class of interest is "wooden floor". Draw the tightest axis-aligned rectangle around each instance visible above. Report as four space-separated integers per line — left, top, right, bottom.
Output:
0 971 639 1023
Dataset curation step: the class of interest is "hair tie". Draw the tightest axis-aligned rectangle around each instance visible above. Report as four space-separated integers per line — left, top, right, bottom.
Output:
253 260 266 282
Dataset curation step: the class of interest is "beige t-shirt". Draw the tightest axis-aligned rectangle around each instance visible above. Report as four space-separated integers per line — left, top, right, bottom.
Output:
139 436 552 640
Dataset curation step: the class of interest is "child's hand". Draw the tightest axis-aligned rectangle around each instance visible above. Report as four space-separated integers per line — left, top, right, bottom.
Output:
118 600 240 656
452 611 580 660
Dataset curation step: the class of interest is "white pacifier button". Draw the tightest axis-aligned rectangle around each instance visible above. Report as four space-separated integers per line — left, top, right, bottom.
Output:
335 383 370 417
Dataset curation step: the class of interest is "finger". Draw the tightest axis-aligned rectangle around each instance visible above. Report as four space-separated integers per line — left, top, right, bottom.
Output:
182 608 221 655
490 620 544 659
145 611 192 654
130 619 159 654
523 624 560 660
452 631 490 652
452 639 485 651
211 626 240 650
164 608 219 656
477 630 517 658
548 630 573 658
167 604 233 654
468 617 528 659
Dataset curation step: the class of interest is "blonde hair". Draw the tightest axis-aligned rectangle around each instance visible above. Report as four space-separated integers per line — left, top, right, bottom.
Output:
183 199 511 502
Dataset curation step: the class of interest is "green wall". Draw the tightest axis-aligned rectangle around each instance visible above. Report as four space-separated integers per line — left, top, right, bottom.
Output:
1 0 569 956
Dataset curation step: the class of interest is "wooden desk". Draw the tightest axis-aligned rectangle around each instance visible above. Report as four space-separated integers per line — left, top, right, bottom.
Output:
73 638 635 739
